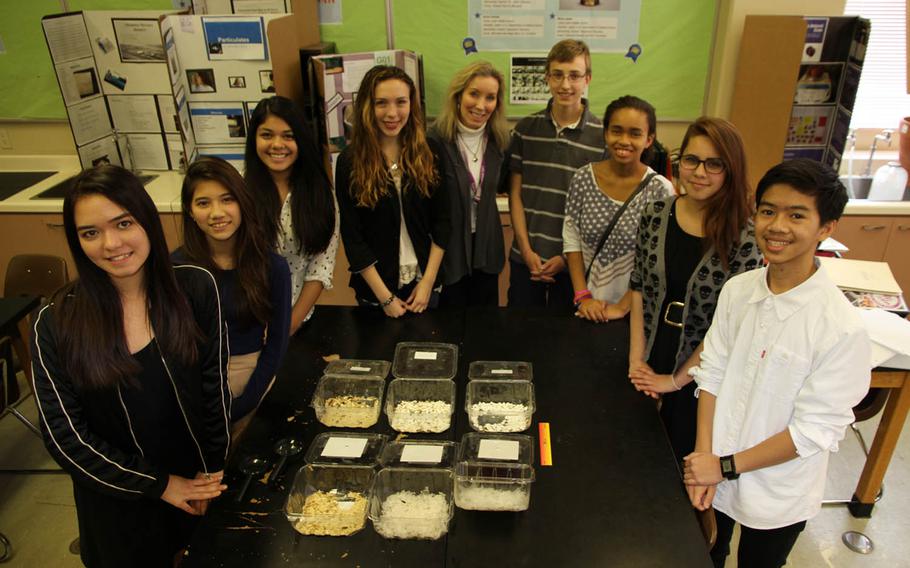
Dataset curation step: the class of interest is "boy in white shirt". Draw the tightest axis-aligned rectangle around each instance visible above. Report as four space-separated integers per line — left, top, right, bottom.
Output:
682 159 871 568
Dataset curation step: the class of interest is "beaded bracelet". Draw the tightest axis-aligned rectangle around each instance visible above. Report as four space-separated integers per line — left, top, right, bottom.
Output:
381 294 396 307
573 289 593 303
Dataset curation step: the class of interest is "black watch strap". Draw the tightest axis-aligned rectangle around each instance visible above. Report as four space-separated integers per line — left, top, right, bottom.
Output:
720 454 740 480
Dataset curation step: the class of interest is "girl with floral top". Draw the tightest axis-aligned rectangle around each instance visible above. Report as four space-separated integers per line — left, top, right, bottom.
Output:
244 96 338 333
563 95 674 323
628 117 763 461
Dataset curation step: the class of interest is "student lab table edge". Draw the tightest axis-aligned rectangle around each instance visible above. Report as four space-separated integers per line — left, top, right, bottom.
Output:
849 367 910 517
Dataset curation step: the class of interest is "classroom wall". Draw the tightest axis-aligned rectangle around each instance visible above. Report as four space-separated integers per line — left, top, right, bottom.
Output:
0 0 849 157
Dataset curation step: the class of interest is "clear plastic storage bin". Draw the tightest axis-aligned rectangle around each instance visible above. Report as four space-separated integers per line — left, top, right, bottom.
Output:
385 378 456 433
454 432 535 512
285 463 375 536
323 359 391 380
391 342 458 380
311 374 384 428
369 467 454 540
304 432 387 466
465 379 535 432
468 361 533 382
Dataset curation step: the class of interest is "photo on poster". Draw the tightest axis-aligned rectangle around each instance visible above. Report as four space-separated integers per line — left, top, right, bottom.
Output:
793 62 843 106
112 19 166 63
558 0 621 10
229 76 247 88
787 105 835 147
802 17 827 62
164 27 181 85
196 145 246 171
259 70 275 92
202 16 268 61
187 69 217 93
103 69 127 91
55 57 102 106
189 102 247 144
510 55 549 105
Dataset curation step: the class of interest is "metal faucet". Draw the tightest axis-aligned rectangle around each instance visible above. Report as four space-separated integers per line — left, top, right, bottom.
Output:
865 129 894 176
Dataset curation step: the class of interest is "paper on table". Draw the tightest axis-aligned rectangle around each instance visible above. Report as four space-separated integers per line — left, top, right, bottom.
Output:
819 257 902 295
321 437 368 459
400 444 444 464
818 237 848 253
478 439 520 461
858 308 910 357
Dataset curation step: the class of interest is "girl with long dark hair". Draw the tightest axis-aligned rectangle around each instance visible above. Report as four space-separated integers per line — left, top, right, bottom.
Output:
336 65 450 317
244 96 337 333
174 157 291 435
628 117 763 461
31 165 231 567
430 61 510 307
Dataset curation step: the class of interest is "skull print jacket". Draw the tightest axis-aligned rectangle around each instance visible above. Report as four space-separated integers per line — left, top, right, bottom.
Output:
630 196 763 371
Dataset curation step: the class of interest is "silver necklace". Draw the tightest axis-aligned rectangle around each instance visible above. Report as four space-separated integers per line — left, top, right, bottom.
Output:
458 133 484 163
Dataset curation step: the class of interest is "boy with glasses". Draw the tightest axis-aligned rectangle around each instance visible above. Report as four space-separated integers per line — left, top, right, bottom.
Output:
683 159 871 567
506 39 604 307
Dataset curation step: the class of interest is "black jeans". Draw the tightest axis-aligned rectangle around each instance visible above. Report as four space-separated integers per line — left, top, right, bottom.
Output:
440 271 500 307
506 260 573 308
711 510 806 568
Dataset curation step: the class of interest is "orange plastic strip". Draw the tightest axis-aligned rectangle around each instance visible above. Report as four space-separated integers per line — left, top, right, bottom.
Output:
538 422 553 466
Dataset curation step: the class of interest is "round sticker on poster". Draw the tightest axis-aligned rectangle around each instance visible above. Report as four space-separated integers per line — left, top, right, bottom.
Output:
463 37 478 55
625 44 642 63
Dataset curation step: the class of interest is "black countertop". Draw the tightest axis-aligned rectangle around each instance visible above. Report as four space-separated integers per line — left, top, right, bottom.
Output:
183 306 711 568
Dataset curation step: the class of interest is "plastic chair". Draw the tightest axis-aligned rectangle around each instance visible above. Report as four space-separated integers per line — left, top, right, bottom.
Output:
1 254 69 436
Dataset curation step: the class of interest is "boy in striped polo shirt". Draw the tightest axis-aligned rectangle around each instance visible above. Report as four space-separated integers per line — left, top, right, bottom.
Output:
507 39 605 308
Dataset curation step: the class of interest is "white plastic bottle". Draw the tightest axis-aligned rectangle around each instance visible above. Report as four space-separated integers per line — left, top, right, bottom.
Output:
868 162 908 201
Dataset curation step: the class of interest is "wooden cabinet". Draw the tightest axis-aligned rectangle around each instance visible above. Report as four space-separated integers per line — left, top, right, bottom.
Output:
0 213 183 291
832 214 910 295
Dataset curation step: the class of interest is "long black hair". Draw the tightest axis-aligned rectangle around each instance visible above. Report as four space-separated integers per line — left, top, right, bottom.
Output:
244 96 335 254
56 165 198 389
181 156 273 326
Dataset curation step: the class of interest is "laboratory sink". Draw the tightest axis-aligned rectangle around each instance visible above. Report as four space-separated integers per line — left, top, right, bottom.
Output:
30 173 158 199
839 176 910 201
0 171 57 201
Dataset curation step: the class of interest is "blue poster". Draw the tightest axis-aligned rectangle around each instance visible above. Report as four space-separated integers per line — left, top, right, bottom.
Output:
467 0 642 53
202 17 268 61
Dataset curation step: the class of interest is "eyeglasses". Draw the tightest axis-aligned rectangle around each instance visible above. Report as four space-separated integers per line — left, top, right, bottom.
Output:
547 71 588 84
679 154 726 174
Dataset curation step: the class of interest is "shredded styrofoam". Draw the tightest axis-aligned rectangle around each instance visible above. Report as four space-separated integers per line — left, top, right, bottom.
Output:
389 400 452 432
374 489 450 539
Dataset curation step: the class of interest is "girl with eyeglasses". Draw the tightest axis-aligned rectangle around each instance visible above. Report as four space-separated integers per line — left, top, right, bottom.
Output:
336 65 450 316
430 61 510 307
31 165 230 567
563 95 674 323
628 117 763 461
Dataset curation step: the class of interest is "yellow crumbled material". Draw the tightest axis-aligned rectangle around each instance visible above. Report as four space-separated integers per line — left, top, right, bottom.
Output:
292 490 368 536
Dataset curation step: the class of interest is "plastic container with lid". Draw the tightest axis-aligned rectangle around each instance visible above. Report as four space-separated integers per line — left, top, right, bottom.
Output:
284 432 386 536
468 360 533 381
379 439 457 469
285 463 375 536
391 342 458 380
385 378 456 433
454 432 535 512
311 374 384 428
369 467 455 540
465 379 535 433
323 359 391 380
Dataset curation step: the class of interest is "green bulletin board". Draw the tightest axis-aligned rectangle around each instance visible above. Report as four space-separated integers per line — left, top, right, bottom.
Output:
391 0 716 120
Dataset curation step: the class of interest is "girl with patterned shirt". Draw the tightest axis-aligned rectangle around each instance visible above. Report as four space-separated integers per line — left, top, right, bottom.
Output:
628 117 763 461
564 95 674 323
244 96 339 334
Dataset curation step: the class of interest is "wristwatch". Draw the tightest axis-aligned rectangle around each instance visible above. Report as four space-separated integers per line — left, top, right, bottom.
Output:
719 454 740 480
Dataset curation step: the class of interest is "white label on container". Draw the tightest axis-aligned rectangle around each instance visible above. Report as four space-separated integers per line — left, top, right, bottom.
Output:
337 501 355 510
350 366 371 372
414 351 438 360
478 439 520 461
491 369 513 375
400 444 444 464
321 437 368 458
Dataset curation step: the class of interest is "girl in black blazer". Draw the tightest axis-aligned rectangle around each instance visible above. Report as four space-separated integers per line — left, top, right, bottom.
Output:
336 65 449 317
429 61 511 307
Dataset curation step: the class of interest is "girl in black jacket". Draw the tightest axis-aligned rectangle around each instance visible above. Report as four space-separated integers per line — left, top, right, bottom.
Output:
31 165 230 567
336 65 450 317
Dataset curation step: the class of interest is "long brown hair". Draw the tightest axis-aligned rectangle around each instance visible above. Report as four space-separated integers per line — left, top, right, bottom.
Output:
349 65 438 208
181 157 273 326
56 165 198 389
433 61 510 151
679 117 752 269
